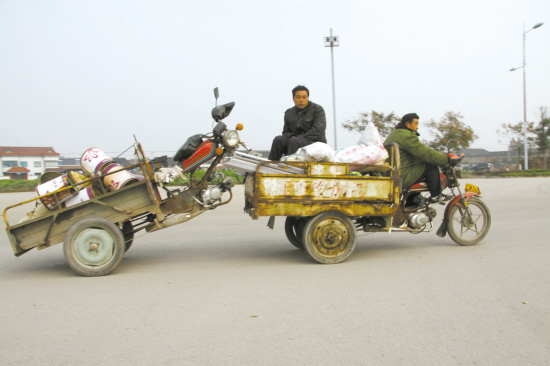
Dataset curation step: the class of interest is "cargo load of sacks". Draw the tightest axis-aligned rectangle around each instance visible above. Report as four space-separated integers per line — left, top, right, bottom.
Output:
20 148 141 223
282 122 389 165
80 147 141 192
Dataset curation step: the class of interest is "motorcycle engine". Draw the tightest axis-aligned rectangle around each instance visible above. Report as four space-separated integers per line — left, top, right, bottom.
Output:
203 186 222 205
202 177 235 206
407 208 437 229
408 213 429 228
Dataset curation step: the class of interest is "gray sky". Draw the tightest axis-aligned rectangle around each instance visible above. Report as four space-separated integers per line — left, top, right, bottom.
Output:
1 0 549 159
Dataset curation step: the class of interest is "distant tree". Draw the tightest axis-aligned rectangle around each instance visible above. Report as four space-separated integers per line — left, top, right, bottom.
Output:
341 111 400 139
534 107 550 169
497 121 535 167
425 111 478 154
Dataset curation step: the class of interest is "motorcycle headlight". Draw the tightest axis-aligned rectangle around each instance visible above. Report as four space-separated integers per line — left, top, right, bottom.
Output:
223 130 240 147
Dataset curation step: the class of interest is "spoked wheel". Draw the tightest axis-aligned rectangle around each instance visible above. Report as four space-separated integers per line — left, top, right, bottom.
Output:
284 217 309 250
122 221 134 252
447 197 491 246
63 218 125 276
303 211 357 264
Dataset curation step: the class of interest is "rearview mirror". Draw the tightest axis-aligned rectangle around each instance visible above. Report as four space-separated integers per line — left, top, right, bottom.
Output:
212 102 235 122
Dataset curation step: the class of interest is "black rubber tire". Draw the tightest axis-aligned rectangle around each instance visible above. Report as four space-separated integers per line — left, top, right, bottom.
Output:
284 217 308 250
63 218 125 277
122 221 134 252
302 211 357 264
447 197 491 246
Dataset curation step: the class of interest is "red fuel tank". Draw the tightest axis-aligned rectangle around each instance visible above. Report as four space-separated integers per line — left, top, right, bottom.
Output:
440 172 447 190
182 140 218 173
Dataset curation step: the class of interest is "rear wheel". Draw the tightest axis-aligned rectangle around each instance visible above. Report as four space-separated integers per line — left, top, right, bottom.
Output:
284 217 308 250
63 218 125 276
447 197 491 246
303 211 357 264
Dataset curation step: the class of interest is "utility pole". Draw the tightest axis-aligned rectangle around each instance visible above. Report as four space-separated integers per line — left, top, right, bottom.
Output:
510 22 544 170
324 29 339 150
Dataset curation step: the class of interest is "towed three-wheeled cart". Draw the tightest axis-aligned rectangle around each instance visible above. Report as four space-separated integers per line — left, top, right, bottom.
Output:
4 94 247 276
3 140 238 276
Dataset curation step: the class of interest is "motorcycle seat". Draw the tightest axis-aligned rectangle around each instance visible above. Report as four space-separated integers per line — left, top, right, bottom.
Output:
409 171 447 192
410 181 428 191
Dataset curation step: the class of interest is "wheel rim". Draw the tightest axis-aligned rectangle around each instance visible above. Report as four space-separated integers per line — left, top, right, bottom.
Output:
73 228 115 267
449 201 489 243
310 217 351 259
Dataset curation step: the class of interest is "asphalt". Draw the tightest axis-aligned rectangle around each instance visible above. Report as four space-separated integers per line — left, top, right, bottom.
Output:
1 177 549 365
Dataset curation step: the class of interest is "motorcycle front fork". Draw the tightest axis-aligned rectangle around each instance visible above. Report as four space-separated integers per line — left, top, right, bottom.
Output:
448 171 474 225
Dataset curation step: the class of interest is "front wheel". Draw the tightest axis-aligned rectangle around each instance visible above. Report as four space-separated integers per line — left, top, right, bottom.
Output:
447 197 491 246
303 211 357 264
63 218 125 276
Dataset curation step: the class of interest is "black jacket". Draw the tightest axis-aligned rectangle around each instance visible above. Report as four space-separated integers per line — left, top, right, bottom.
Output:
282 101 327 143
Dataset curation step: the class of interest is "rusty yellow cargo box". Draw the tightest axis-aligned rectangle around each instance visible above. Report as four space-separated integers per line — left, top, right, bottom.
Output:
244 149 401 220
243 144 404 264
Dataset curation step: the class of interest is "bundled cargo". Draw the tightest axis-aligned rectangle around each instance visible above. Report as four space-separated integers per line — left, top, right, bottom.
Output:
101 163 140 191
80 147 113 174
19 148 140 223
334 145 388 165
334 122 388 165
35 171 90 210
81 148 140 193
225 122 389 174
64 186 98 208
20 171 91 223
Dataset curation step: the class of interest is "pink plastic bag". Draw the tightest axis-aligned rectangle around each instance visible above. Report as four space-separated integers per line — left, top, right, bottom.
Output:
334 145 388 164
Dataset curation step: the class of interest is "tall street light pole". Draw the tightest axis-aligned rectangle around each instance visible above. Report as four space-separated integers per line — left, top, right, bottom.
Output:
510 22 544 170
325 29 339 150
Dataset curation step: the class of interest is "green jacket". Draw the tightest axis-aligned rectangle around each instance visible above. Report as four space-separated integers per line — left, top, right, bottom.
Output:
384 127 449 189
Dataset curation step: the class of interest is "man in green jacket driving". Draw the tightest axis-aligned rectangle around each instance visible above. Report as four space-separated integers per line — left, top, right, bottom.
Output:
384 113 460 203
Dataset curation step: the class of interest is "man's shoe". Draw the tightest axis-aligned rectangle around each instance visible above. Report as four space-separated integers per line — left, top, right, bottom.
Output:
441 194 453 201
429 194 453 203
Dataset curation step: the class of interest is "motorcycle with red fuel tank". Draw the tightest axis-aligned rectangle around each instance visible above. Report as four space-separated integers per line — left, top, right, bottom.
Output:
146 88 250 232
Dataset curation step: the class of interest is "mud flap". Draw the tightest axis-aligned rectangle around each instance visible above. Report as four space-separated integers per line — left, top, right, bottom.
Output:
267 216 275 230
436 220 447 237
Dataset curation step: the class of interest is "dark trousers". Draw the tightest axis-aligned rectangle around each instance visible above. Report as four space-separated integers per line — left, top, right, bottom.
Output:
414 164 442 197
268 135 312 161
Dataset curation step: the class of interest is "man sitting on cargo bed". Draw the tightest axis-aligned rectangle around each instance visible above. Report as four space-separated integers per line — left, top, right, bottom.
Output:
268 85 327 161
384 113 460 203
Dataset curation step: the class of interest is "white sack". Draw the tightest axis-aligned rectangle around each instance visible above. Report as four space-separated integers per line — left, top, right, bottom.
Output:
334 145 389 165
359 122 384 148
281 148 308 162
302 142 335 162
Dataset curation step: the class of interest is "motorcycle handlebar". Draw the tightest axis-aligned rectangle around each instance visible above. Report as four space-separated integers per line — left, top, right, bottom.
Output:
447 153 465 167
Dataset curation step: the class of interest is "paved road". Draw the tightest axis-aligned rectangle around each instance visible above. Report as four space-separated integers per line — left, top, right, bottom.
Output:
1 177 549 365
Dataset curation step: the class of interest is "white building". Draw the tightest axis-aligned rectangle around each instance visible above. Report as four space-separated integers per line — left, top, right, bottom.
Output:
0 147 60 180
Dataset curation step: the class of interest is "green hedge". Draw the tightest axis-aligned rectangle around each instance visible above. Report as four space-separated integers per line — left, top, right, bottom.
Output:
499 169 550 177
464 169 550 177
0 179 39 192
0 169 245 193
166 169 245 186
